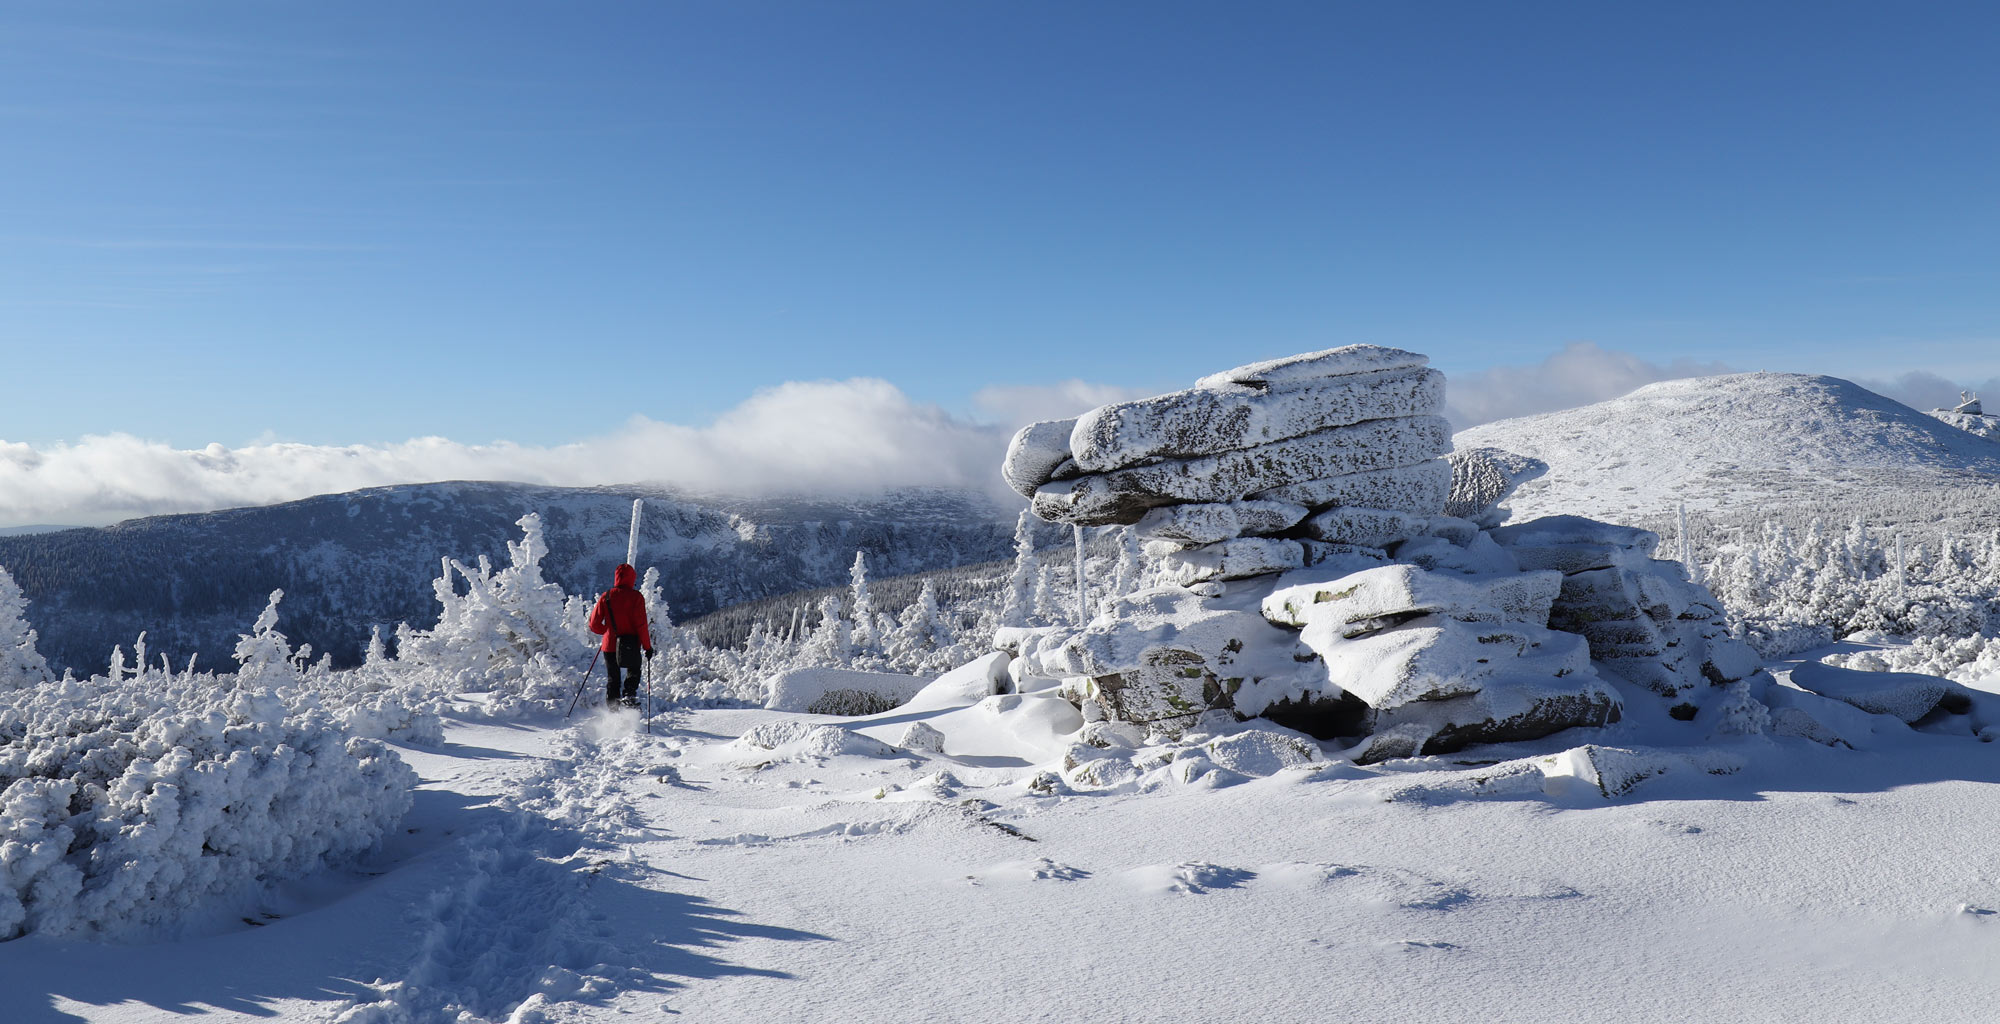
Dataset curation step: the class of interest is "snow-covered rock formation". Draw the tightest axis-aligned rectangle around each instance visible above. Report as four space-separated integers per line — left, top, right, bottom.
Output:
1005 346 1453 585
1000 346 1763 760
1929 391 2000 442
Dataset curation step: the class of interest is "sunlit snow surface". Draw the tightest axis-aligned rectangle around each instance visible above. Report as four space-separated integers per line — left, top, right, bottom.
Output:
1456 372 2000 525
7 659 2000 1023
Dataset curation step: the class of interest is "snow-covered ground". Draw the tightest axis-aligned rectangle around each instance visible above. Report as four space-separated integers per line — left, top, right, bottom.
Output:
1455 372 2000 526
10 650 2000 1024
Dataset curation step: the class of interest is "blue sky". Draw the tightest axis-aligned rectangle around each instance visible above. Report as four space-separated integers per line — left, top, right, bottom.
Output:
2 1 1997 460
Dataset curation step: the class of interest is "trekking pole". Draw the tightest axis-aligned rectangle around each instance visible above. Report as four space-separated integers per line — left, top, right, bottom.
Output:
643 653 652 735
566 648 602 719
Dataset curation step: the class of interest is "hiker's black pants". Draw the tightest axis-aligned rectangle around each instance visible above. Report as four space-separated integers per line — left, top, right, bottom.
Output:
604 638 641 705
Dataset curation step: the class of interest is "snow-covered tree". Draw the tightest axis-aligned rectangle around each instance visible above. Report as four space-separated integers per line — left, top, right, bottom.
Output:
233 589 300 690
1033 564 1060 626
849 551 880 654
885 579 951 672
364 625 390 669
641 565 676 651
802 594 852 667
0 566 50 689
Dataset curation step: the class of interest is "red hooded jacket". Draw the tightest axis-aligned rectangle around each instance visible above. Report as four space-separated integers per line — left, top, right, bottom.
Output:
589 563 654 653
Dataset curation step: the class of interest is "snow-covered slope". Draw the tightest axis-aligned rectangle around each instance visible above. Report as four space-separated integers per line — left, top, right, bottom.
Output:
1455 372 2000 525
1931 408 2000 442
0 482 1018 674
11 650 2000 1024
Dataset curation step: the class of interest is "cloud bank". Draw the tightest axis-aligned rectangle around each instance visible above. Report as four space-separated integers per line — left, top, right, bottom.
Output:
1855 371 2000 415
0 377 1155 529
1442 342 1737 429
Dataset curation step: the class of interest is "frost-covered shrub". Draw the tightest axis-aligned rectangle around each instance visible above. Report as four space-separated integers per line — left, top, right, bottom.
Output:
0 671 416 941
392 513 596 707
1825 632 2000 687
1699 519 2000 656
1731 619 1837 660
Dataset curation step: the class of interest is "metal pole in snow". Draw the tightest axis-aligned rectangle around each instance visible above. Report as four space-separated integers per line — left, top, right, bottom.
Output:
626 499 643 567
1073 524 1089 624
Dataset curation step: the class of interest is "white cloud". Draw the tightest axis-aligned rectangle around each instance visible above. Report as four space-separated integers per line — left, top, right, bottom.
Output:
0 378 1030 528
1854 371 2000 414
1442 342 1737 429
970 379 1159 431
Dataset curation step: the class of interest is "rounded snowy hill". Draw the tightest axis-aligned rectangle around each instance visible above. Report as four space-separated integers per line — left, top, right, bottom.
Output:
1455 372 2000 526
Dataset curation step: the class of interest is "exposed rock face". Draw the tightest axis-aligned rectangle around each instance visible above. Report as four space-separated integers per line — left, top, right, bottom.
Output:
1444 447 1548 526
1002 418 1080 499
1021 347 1455 569
1194 345 1430 391
1154 537 1308 587
1258 561 1615 757
1133 501 1310 546
1252 460 1453 515
1019 586 1314 735
1263 564 1563 630
1031 415 1452 527
1070 366 1444 472
1486 517 1758 700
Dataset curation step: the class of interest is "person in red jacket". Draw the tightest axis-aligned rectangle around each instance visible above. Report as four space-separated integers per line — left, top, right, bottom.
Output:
589 563 654 709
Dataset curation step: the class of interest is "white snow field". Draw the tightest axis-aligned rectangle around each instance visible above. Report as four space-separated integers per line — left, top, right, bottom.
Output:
4 664 2000 1024
1456 371 2000 525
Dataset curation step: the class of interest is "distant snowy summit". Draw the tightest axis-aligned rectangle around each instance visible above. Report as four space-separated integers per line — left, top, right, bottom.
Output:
1456 372 2000 525
1929 390 2000 442
995 346 1766 763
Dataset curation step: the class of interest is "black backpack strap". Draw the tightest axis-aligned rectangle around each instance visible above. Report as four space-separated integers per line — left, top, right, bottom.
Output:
604 590 623 636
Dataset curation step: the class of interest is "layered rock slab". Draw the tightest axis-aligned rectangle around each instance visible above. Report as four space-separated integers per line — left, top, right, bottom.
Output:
1193 344 1429 392
1031 415 1452 526
1002 418 1080 499
1264 559 1618 755
1444 446 1548 526
1488 516 1758 698
1251 459 1453 516
1133 500 1310 546
1071 366 1444 471
1263 564 1563 631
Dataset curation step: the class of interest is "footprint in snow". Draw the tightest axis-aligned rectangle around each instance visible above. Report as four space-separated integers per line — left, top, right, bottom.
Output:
1256 862 1365 888
1400 884 1478 912
968 858 1092 885
1128 861 1257 894
1394 939 1464 953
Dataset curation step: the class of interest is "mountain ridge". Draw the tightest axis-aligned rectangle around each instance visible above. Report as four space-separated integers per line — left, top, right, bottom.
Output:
0 481 1022 674
1455 371 2000 527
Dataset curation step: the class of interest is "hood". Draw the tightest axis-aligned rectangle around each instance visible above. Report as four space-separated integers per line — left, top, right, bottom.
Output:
613 563 638 588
